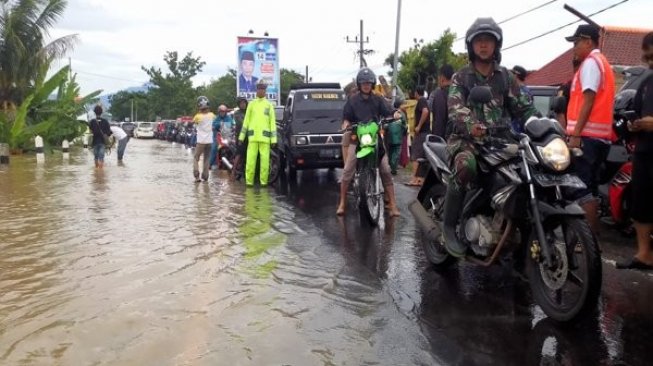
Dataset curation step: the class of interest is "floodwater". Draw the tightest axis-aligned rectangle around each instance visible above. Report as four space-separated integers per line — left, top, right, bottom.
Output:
0 139 651 366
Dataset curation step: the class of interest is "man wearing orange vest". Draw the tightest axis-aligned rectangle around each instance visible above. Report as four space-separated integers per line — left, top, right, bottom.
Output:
565 24 615 234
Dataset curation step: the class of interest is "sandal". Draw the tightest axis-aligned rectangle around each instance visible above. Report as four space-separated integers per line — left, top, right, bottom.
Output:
616 257 653 270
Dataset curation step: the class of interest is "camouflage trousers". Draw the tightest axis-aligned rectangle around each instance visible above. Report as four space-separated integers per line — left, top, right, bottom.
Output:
449 145 478 191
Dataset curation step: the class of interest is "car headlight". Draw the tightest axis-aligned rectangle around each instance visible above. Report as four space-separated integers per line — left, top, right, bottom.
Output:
537 138 570 171
295 136 308 145
360 134 373 145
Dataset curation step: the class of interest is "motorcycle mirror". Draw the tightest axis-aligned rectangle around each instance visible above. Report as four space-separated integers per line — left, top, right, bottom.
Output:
551 96 567 114
468 86 493 104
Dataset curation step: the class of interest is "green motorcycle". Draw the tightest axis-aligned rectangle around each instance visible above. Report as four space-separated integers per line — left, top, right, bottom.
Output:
345 119 393 226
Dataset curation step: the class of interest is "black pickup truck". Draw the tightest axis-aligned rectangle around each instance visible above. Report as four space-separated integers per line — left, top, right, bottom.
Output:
279 83 346 176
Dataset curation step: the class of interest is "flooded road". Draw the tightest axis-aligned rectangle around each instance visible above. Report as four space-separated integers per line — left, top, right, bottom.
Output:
1 139 651 366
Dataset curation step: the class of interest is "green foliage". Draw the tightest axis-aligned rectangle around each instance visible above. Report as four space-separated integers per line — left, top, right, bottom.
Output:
109 91 154 122
1 64 101 149
385 29 468 93
197 69 237 109
141 51 206 118
280 68 304 105
0 0 78 110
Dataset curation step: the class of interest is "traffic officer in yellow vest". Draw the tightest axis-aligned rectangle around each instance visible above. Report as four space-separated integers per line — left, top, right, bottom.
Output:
239 81 277 186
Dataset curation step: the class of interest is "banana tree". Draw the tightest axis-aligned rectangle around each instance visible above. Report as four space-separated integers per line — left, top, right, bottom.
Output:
4 65 68 149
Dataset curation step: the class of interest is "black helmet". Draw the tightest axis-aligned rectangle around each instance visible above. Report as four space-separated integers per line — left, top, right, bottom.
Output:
356 67 377 91
197 96 209 109
465 17 503 63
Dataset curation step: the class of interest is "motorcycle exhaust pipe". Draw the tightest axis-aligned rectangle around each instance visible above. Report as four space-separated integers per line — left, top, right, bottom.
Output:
408 200 441 243
221 157 233 170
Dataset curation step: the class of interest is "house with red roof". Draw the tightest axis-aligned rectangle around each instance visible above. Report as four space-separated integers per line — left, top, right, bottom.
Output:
525 26 652 87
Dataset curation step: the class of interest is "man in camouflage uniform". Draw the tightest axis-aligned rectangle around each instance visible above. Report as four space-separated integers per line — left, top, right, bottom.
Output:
443 18 536 257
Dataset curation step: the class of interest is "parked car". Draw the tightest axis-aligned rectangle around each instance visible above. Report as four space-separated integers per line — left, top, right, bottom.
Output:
120 122 136 137
134 122 155 139
528 86 558 118
279 83 345 176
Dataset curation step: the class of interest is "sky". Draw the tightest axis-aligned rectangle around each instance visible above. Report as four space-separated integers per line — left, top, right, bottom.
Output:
48 0 652 97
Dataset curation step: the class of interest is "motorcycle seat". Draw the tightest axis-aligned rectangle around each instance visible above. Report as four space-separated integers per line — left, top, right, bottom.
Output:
425 141 449 162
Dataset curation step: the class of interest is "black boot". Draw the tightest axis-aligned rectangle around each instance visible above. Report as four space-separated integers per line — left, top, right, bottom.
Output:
442 183 467 257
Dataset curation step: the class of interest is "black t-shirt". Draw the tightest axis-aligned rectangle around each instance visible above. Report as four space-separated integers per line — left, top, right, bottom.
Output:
414 97 429 134
431 87 449 137
89 118 112 146
634 72 653 153
342 93 392 123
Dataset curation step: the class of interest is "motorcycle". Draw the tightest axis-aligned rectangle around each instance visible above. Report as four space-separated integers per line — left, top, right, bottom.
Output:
409 86 602 322
184 124 197 148
342 117 393 226
218 133 281 185
597 89 638 233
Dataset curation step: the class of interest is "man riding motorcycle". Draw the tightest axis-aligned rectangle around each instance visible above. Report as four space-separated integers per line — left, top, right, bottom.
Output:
336 67 401 217
211 104 234 169
232 98 248 180
444 17 537 257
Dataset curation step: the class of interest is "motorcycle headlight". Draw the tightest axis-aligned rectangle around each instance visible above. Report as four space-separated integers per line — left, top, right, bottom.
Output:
295 136 308 145
222 138 229 144
537 138 570 171
360 134 373 145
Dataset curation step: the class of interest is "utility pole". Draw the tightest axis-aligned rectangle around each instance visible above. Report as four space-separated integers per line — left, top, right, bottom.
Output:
305 65 309 83
346 19 371 68
391 0 402 103
131 99 134 122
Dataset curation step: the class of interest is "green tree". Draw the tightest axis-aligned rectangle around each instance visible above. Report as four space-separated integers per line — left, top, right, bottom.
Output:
385 29 467 93
280 68 304 105
0 63 100 150
0 0 78 110
141 51 206 118
109 90 154 122
197 69 237 108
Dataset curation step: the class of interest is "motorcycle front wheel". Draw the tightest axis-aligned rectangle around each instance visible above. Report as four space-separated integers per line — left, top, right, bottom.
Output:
526 217 602 322
357 159 381 226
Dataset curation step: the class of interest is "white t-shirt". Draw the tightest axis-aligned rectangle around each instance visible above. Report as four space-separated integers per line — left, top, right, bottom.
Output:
579 49 602 93
110 126 127 140
193 112 216 144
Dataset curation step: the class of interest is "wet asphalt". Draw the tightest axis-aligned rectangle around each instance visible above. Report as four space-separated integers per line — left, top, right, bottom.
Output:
0 138 651 366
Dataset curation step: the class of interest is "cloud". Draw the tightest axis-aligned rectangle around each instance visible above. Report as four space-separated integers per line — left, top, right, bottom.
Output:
49 0 650 96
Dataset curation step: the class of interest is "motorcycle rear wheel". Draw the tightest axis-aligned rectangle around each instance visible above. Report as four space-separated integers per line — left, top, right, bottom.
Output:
268 151 280 184
421 184 456 268
526 217 601 322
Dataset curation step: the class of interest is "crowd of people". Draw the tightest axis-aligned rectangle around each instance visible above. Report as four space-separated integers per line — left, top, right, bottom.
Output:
86 18 653 270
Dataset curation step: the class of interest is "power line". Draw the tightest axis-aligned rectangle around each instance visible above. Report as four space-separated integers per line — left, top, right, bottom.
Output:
455 0 560 41
497 0 559 25
75 70 147 84
503 0 630 51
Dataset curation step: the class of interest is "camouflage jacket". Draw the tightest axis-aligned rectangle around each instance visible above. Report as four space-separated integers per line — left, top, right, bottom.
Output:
447 63 536 150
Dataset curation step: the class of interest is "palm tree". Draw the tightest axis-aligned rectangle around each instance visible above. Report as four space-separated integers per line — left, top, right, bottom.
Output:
0 0 78 111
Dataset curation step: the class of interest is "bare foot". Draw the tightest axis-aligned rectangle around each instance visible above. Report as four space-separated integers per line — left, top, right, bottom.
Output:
336 205 346 216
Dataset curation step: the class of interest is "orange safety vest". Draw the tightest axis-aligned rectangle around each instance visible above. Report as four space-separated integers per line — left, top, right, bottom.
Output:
566 51 615 141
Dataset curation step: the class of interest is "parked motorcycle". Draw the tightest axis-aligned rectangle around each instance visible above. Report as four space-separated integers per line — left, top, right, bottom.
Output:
183 124 197 148
218 134 280 185
597 89 638 233
409 86 601 322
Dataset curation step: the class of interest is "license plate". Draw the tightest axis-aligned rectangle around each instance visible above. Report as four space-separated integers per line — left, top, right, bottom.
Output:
533 173 586 188
319 149 339 158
